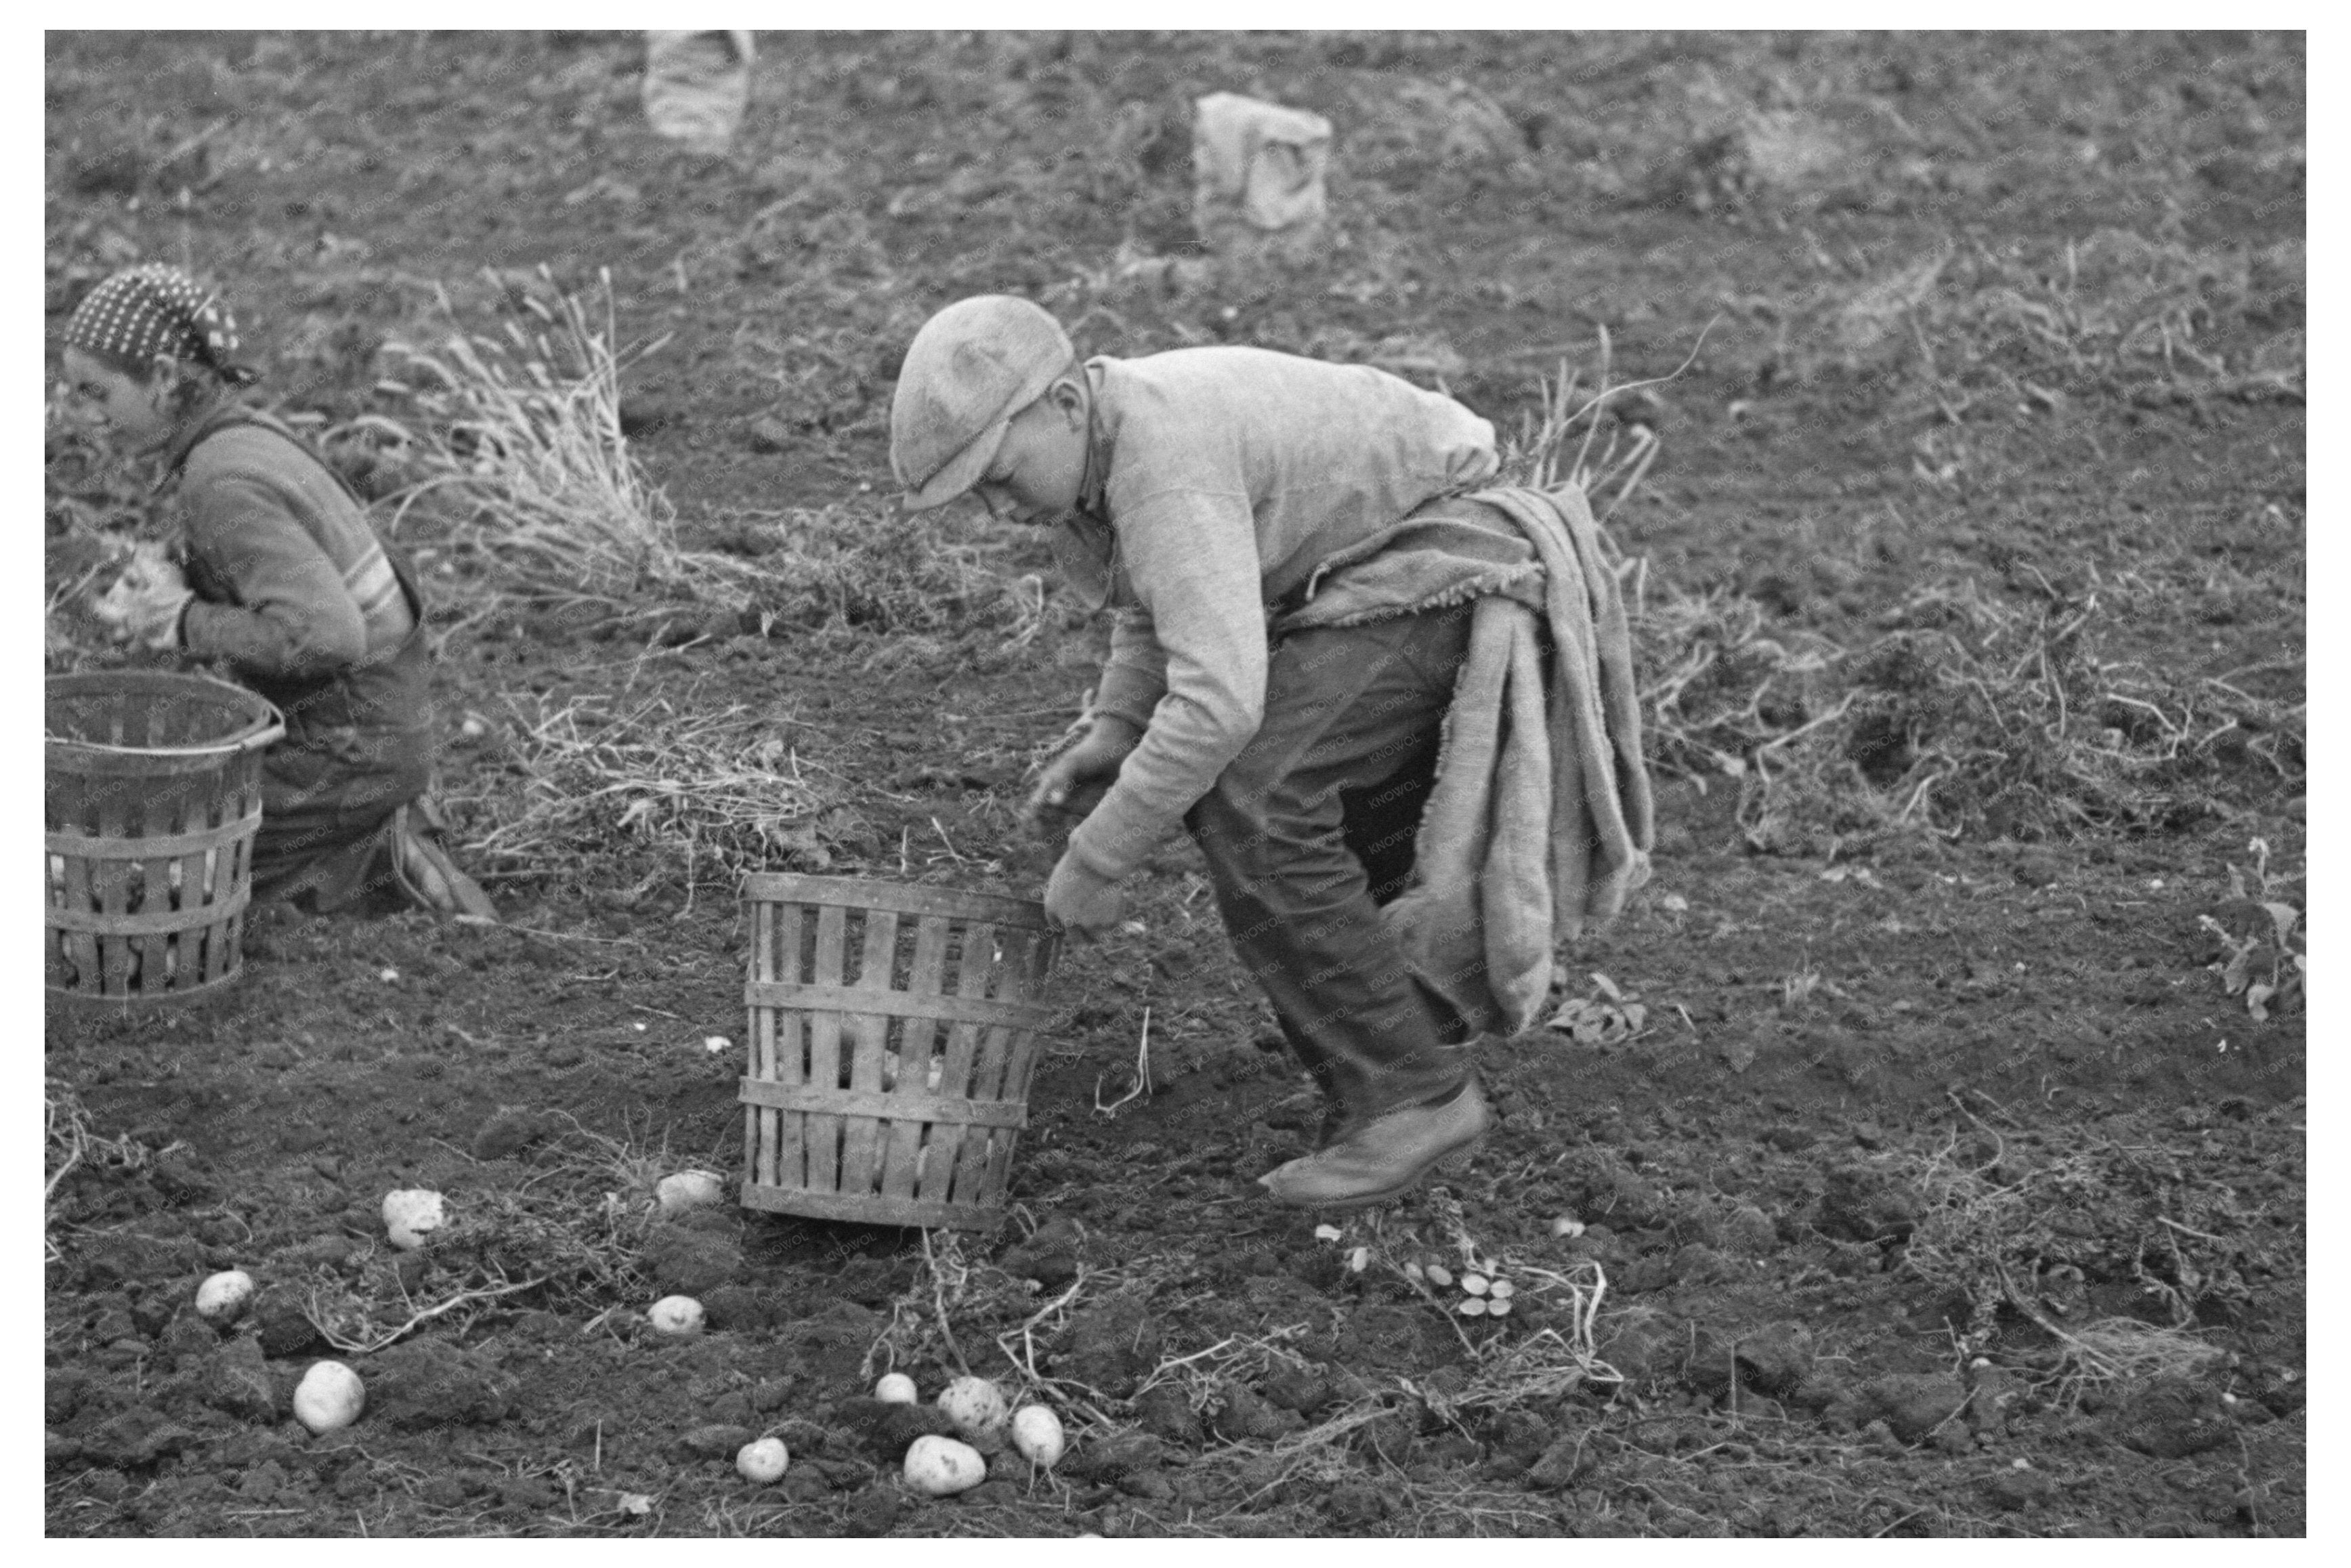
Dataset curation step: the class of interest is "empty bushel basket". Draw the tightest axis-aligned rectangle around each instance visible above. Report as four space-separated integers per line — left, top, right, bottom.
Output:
738 872 1061 1230
46 671 283 1009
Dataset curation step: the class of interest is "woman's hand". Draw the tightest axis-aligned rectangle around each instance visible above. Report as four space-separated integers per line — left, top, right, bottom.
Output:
1024 715 1143 837
91 551 194 652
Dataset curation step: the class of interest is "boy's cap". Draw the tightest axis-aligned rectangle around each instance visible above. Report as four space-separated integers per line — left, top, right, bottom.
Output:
890 295 1075 511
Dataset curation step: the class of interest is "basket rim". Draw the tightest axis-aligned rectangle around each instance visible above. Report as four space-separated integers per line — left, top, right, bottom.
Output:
45 670 284 758
739 870 1055 933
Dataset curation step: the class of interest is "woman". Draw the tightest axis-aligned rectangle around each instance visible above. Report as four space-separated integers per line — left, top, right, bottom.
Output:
62 263 493 918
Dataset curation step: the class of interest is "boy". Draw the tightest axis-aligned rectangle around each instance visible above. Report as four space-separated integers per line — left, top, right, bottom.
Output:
889 295 1644 1208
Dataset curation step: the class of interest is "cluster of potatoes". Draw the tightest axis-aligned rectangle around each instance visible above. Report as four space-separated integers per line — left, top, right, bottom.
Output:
885 1373 1065 1496
725 1373 1067 1496
190 1176 744 1439
643 1291 1065 1497
198 1177 1072 1498
199 1298 368 1437
182 1184 466 1438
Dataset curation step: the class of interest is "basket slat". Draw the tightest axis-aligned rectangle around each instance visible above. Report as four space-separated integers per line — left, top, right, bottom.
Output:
875 913 952 1206
742 1081 1020 1128
93 770 135 996
746 897 776 1193
738 1183 988 1231
44 809 263 860
997 1023 1049 1178
48 894 250 937
738 1078 1024 1128
773 901 806 1192
136 779 174 996
972 927 1043 1102
742 979 1053 1032
202 797 251 987
944 923 1010 1205
202 904 232 986
838 908 901 1198
56 774 101 992
803 902 849 1193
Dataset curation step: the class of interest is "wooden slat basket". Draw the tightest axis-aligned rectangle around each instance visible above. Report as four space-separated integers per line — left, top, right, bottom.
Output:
738 872 1061 1230
46 671 284 1009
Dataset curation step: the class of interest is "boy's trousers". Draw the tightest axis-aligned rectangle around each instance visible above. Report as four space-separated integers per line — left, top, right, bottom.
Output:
1184 601 1483 1127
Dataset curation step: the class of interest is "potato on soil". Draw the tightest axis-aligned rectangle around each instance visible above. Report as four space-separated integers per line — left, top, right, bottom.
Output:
647 1295 705 1336
736 1436 790 1483
194 1269 253 1323
293 1359 366 1433
903 1433 986 1496
381 1188 445 1250
937 1374 1009 1441
656 1170 727 1216
874 1372 918 1403
1010 1404 1065 1468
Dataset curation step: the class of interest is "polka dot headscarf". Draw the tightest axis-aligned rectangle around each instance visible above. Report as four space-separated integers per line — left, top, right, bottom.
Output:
64 263 256 385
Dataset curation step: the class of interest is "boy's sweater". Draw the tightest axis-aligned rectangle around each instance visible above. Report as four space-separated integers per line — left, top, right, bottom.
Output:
1060 345 1497 881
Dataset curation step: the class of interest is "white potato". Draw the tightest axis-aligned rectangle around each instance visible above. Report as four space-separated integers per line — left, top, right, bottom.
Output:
1009 1404 1065 1468
937 1375 1010 1441
655 1170 727 1216
293 1360 366 1433
381 1189 445 1251
903 1433 986 1496
874 1372 919 1404
194 1269 254 1323
736 1437 790 1484
647 1295 705 1336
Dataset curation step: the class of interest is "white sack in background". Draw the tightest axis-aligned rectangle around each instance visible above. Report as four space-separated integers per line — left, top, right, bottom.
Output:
1192 91 1333 251
643 30 756 154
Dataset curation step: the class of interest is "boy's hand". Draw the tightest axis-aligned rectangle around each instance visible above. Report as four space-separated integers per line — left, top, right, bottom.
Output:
1043 850 1124 941
1025 715 1143 837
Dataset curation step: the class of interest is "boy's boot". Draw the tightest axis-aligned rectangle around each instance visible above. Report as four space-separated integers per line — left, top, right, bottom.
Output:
1257 1076 1490 1209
